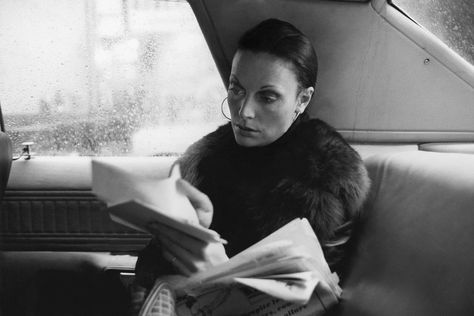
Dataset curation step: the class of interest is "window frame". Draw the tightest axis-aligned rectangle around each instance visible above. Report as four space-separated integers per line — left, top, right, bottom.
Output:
375 0 474 87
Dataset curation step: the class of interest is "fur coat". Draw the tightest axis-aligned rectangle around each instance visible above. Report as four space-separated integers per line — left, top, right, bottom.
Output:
177 114 370 269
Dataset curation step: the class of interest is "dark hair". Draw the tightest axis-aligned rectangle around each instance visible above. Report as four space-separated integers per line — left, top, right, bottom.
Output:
237 18 318 89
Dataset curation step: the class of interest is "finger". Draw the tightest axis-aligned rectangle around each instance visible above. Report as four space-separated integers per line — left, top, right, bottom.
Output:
176 179 210 209
160 235 206 275
152 222 206 256
146 221 163 236
159 232 228 269
147 221 203 250
194 207 213 230
177 179 213 228
162 248 193 276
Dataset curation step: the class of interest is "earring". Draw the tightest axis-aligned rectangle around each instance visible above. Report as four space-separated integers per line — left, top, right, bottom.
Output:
221 97 231 121
293 110 302 122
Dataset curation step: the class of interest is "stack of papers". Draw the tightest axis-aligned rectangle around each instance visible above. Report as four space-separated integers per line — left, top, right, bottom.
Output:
178 218 341 305
91 160 341 315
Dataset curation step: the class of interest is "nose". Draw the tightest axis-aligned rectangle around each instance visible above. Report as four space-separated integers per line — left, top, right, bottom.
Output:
238 96 256 119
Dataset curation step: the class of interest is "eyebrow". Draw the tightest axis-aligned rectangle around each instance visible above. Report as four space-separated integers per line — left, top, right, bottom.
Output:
229 75 281 91
229 75 240 84
260 85 278 90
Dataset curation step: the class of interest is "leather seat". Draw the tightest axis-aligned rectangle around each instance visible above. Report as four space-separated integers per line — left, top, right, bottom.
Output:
329 151 474 316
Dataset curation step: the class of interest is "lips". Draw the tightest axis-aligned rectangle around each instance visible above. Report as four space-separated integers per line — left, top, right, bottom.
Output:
239 125 257 132
235 123 258 132
235 124 258 134
234 123 259 137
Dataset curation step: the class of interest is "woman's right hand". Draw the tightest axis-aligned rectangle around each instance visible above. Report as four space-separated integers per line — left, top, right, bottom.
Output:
148 222 228 276
176 179 213 229
147 179 228 276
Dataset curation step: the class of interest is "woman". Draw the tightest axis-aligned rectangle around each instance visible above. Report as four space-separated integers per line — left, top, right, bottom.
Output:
133 18 370 316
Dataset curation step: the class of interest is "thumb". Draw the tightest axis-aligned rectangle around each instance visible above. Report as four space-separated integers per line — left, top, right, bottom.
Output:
177 179 213 228
195 207 213 229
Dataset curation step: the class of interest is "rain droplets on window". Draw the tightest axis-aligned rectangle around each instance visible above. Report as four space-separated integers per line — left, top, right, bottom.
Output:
0 0 226 156
393 0 474 66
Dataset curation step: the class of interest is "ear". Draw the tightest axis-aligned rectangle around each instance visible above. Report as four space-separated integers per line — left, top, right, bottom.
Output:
296 87 314 113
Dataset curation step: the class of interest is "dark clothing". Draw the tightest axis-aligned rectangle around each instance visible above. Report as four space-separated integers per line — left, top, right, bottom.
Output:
178 114 370 266
135 114 370 286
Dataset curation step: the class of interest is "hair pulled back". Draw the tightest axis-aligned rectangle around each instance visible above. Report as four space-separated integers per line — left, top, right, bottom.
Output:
237 18 318 89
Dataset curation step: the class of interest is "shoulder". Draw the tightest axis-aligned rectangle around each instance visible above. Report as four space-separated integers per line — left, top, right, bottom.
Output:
298 118 351 153
293 118 371 215
177 123 233 185
293 118 361 172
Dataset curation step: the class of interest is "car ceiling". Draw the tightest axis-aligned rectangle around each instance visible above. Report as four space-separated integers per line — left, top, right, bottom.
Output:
188 0 474 143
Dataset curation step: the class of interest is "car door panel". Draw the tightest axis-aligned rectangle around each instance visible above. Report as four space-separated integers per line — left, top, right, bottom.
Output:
1 158 160 252
1 157 174 315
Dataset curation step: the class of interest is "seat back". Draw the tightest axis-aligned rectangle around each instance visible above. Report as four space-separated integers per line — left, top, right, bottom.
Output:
330 151 474 316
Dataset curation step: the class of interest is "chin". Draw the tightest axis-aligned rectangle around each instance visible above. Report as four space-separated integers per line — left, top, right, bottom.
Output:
234 134 274 147
234 135 259 147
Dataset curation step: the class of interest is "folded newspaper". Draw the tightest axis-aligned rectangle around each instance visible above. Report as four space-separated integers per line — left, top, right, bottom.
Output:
173 217 341 316
91 160 341 315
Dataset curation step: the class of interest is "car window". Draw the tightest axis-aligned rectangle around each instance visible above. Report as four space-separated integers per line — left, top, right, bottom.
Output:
0 0 226 156
391 0 474 66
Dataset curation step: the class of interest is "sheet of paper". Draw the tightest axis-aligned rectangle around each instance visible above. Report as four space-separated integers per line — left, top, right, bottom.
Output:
91 160 225 243
180 240 298 287
231 218 340 295
92 160 200 225
232 218 323 264
108 200 223 243
176 284 329 316
235 271 321 304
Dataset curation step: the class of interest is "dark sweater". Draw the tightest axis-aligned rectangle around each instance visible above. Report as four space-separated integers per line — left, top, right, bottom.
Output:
178 114 370 267
135 114 370 287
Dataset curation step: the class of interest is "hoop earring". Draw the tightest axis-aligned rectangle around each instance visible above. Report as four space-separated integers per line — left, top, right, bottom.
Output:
221 97 231 121
293 110 302 122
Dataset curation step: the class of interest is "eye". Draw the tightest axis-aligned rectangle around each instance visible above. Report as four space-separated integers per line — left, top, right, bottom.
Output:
258 92 278 104
228 84 245 97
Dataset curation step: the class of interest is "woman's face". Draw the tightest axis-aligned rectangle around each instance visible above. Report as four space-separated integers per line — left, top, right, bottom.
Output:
227 50 313 147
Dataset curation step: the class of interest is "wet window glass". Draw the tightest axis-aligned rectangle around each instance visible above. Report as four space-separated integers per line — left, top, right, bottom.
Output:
392 0 474 65
0 0 226 156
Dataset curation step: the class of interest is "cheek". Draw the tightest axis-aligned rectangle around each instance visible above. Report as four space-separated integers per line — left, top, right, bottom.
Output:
227 98 241 118
260 105 294 135
228 103 239 117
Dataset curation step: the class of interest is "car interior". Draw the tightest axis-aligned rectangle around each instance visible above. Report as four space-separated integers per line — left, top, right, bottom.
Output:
1 0 473 315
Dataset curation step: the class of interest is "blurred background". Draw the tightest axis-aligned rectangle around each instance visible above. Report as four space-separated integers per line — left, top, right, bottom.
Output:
0 0 226 156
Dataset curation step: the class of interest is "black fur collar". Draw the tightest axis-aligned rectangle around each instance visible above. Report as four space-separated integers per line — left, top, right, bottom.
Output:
178 115 370 266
